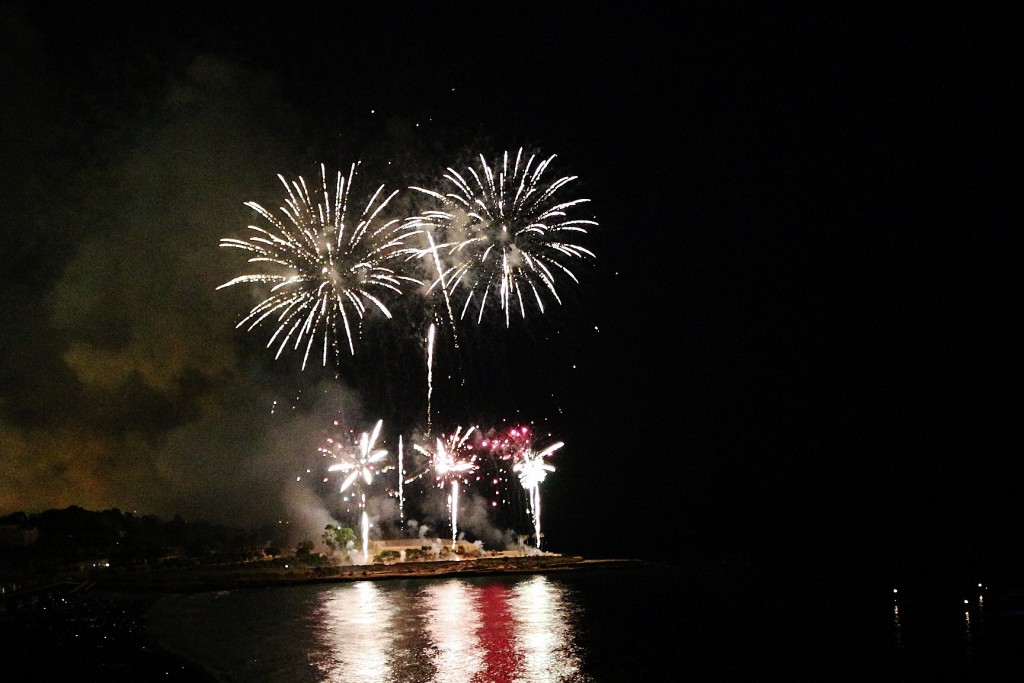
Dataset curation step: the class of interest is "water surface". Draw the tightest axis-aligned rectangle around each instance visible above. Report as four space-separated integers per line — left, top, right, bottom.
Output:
148 559 1024 681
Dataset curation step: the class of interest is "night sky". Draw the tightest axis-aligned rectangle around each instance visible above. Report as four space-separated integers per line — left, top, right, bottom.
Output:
1 4 1018 568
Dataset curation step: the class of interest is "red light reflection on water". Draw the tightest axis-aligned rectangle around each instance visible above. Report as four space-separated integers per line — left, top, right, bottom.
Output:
473 583 525 682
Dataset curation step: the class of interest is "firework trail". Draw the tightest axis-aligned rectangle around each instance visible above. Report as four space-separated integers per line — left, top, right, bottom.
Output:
412 426 479 548
397 436 404 527
426 323 436 434
218 163 420 369
407 148 597 327
322 419 390 562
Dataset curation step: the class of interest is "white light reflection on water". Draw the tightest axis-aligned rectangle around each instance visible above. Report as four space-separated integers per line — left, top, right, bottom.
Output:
312 580 435 682
892 588 903 650
510 576 586 682
420 579 486 680
314 581 394 680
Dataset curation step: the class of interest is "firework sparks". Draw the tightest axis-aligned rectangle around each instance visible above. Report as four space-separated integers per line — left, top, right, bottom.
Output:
324 419 388 492
494 426 561 549
413 426 479 548
482 425 533 462
513 442 559 490
322 419 390 562
408 148 597 327
217 163 420 369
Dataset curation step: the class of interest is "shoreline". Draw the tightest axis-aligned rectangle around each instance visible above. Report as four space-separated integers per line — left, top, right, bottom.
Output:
88 554 652 595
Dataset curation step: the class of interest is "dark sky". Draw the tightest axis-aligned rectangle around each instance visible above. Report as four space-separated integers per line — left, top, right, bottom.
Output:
0 3 1018 566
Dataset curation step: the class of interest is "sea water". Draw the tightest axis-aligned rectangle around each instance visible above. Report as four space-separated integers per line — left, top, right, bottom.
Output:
146 556 1024 682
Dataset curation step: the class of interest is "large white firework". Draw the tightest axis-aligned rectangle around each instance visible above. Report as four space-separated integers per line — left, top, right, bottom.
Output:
408 148 597 327
218 163 419 369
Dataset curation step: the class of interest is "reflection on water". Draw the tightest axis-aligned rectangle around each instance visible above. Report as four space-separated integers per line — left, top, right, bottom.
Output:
146 564 1024 681
474 582 523 680
892 589 903 650
309 575 586 683
509 576 585 682
315 582 397 680
421 580 486 680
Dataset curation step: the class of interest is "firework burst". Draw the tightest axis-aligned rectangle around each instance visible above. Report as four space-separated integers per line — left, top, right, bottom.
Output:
412 426 480 547
408 148 597 327
323 419 389 493
488 425 561 549
321 418 390 562
218 163 420 369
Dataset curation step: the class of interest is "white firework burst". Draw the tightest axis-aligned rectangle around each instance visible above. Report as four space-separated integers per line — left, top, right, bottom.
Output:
218 163 420 369
408 148 597 327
